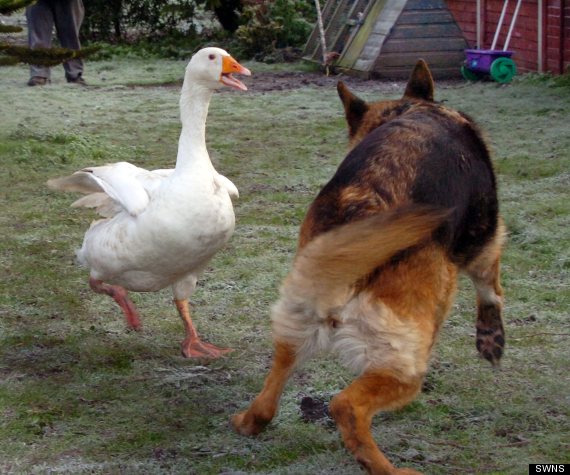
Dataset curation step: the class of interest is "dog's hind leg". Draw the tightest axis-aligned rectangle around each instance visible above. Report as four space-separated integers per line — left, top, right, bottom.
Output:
329 369 423 475
465 220 506 366
231 340 298 436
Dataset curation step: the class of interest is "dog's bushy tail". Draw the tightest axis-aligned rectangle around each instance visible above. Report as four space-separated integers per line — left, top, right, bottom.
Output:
284 205 449 306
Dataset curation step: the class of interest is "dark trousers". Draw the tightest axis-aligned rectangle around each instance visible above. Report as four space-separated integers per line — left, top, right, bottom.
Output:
26 0 85 80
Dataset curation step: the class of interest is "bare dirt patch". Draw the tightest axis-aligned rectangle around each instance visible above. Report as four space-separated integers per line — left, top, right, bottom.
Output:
245 70 374 92
242 70 464 94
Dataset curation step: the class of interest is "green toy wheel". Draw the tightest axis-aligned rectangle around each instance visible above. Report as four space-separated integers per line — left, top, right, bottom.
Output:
490 57 517 83
461 65 482 81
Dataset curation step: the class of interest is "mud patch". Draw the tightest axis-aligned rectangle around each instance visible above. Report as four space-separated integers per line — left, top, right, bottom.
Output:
299 395 331 423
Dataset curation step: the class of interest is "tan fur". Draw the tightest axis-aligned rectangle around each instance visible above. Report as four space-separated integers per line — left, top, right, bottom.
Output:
272 208 448 372
465 218 506 306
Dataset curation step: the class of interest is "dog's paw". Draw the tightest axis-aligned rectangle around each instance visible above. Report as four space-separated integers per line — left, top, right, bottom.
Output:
476 322 505 366
231 411 268 436
476 301 505 367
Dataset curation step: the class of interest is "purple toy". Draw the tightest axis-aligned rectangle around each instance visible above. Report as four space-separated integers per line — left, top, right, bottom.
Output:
461 0 521 83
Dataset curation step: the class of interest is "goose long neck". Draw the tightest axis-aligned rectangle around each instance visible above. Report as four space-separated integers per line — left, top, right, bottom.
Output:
176 80 214 171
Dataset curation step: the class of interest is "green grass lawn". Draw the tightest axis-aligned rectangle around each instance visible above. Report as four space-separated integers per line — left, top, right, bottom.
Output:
1 58 569 474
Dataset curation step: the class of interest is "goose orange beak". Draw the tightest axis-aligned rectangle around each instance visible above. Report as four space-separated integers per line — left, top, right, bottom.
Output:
221 55 251 91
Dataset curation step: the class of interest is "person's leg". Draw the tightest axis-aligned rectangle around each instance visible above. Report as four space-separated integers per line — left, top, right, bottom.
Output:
26 0 54 83
53 0 84 81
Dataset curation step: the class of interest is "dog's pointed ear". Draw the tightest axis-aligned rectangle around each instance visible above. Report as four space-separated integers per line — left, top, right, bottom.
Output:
337 81 368 137
403 59 434 102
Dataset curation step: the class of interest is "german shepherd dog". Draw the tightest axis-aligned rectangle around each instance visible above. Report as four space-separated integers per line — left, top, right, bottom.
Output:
232 60 506 474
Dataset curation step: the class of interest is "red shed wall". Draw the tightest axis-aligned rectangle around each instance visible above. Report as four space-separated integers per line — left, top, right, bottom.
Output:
447 0 569 74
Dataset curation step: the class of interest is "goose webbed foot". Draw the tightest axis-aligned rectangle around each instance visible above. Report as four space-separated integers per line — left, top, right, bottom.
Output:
175 298 232 359
181 337 233 359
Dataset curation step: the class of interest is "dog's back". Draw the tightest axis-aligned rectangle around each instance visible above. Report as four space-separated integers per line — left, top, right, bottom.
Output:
300 79 498 268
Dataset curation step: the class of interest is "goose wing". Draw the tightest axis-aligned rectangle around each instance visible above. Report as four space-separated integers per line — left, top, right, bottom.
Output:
48 162 173 217
215 173 239 199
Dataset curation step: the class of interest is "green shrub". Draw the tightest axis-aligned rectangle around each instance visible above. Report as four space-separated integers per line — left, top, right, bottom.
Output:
235 0 315 60
82 0 196 42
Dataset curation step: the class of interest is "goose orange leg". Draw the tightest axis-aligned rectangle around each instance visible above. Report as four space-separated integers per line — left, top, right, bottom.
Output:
89 277 142 330
174 299 232 358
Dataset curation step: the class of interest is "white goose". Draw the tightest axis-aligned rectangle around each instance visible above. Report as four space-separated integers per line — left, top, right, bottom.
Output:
48 47 251 358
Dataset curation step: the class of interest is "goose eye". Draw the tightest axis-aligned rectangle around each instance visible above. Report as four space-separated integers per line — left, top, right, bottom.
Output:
208 54 215 60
